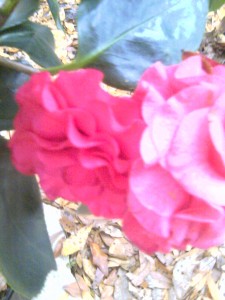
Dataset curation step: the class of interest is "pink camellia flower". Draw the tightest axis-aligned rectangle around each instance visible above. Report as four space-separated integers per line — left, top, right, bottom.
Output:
123 55 225 252
124 160 225 252
9 70 144 218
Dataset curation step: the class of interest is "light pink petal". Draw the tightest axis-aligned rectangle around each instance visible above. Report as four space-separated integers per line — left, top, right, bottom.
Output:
175 56 206 81
167 108 225 205
176 197 223 223
128 191 171 237
141 103 181 166
169 84 216 111
129 159 189 219
140 128 158 165
208 107 225 168
133 61 176 104
141 86 166 123
123 211 172 253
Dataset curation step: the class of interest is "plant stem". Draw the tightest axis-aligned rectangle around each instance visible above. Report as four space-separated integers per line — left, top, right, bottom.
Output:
0 56 38 74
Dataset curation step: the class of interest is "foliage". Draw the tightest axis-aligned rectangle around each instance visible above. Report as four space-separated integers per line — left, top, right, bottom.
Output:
209 0 225 11
74 0 208 90
0 137 56 298
0 0 211 298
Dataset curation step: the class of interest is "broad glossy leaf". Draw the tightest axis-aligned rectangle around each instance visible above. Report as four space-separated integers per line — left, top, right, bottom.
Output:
47 0 63 30
76 0 208 90
0 137 56 298
0 0 39 30
0 65 29 130
209 0 225 10
0 21 61 67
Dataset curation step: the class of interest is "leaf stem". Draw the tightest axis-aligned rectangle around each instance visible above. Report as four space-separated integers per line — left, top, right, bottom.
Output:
0 56 38 74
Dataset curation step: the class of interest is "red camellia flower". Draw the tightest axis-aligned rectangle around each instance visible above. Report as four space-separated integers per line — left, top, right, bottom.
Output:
123 55 225 252
9 69 144 218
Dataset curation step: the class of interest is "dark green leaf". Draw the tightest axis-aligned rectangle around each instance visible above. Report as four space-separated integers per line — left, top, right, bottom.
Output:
76 0 208 90
209 0 225 11
0 0 39 30
0 21 61 67
0 137 56 298
47 0 63 30
0 65 29 129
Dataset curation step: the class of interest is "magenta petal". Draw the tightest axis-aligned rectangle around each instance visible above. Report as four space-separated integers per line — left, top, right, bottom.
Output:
9 132 37 174
54 69 106 107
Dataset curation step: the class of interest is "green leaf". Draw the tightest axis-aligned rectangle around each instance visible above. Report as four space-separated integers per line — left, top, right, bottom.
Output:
47 0 63 30
0 65 29 130
0 21 61 67
0 0 39 30
0 137 56 299
209 0 225 10
74 0 208 90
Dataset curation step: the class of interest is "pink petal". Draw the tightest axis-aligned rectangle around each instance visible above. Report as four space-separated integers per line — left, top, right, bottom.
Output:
175 56 206 81
141 103 181 166
54 70 106 108
208 107 225 168
129 159 189 219
123 211 172 253
167 108 225 205
140 128 158 165
176 197 223 223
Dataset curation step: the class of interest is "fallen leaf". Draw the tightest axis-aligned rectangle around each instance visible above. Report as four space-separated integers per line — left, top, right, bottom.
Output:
58 292 70 300
76 252 83 269
62 224 93 256
64 281 81 297
82 290 94 300
100 232 114 247
90 242 108 276
53 237 64 258
93 268 105 287
114 269 131 300
103 225 124 238
60 214 76 233
145 271 172 289
82 274 92 288
83 258 96 281
127 261 153 287
109 238 135 259
108 257 129 268
99 283 114 299
104 269 118 286
75 274 89 291
207 274 220 300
